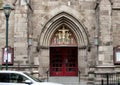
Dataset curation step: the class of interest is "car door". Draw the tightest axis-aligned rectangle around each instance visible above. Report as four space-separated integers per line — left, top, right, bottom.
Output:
0 73 10 85
9 73 30 85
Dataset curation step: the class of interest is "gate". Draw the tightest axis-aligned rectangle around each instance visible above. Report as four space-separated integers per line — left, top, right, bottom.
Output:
95 72 120 85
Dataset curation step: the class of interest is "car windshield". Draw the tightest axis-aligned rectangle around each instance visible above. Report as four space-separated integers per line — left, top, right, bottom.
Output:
24 73 42 82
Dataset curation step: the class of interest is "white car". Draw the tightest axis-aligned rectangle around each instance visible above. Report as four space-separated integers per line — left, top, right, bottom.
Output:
0 70 63 85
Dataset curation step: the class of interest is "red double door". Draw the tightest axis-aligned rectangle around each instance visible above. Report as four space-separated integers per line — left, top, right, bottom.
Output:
50 47 78 76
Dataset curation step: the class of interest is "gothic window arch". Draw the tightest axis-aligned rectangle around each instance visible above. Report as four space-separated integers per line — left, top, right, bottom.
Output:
50 25 77 46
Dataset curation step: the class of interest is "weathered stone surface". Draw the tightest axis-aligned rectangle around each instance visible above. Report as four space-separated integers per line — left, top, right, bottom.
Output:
0 0 120 83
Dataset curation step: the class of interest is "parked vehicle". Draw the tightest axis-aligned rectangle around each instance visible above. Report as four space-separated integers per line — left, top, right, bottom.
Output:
0 70 63 85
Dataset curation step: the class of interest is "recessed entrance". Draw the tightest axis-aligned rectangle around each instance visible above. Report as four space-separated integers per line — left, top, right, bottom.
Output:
50 47 78 76
39 12 89 77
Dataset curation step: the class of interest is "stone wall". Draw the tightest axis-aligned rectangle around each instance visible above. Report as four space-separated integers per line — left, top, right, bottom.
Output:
29 0 96 76
0 0 29 69
98 0 113 66
0 0 120 80
112 0 120 47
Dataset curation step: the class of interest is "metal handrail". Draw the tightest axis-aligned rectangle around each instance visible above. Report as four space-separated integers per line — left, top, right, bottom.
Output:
46 70 49 82
78 70 81 83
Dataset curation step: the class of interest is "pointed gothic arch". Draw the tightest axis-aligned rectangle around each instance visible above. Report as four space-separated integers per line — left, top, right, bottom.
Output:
50 25 77 46
38 12 90 49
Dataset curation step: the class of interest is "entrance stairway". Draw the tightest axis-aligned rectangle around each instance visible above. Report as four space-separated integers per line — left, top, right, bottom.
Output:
47 77 87 85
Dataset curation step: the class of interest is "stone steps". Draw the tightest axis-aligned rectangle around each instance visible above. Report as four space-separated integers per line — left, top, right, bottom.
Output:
47 77 87 85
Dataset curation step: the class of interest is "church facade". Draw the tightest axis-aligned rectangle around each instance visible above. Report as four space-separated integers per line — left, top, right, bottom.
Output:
0 0 120 84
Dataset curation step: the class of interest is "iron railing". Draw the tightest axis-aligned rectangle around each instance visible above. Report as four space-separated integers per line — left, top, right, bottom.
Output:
95 72 120 85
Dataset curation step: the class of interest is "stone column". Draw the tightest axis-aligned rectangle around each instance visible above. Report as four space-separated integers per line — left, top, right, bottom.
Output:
98 0 113 66
14 1 29 66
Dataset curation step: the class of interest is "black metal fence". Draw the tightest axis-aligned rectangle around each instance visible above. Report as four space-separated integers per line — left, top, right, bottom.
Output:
95 72 120 85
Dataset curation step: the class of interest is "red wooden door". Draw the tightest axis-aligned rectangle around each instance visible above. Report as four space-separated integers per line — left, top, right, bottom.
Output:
50 47 78 76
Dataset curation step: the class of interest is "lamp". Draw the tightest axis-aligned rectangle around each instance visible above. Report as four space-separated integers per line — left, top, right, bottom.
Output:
28 35 32 46
94 36 99 46
3 4 12 70
3 4 12 18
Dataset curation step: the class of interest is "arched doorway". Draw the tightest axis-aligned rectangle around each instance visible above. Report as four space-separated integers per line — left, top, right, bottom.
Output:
50 25 78 76
38 12 90 77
